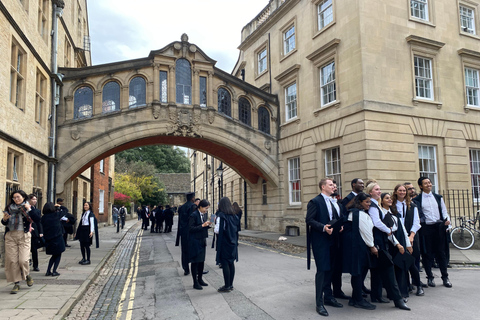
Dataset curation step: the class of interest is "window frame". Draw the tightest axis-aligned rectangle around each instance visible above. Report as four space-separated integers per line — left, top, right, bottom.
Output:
408 0 435 26
35 68 47 127
413 56 434 101
129 76 146 108
199 76 207 107
38 0 49 42
458 1 480 38
160 70 168 103
217 87 232 117
238 97 252 126
255 44 268 78
99 159 104 174
320 61 336 107
285 82 297 121
418 144 438 193
74 86 94 119
10 39 26 110
325 147 342 197
258 106 271 134
288 157 302 206
465 67 480 107
175 58 192 105
315 0 335 32
470 148 480 200
280 17 297 60
99 189 105 214
102 81 121 113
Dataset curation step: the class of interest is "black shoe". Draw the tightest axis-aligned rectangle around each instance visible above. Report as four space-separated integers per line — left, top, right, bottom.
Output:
427 278 436 287
353 300 376 310
362 292 368 298
403 297 408 303
193 283 203 290
45 271 52 276
362 286 371 294
334 292 352 300
184 270 190 276
65 244 71 247
394 299 411 311
348 299 355 307
420 281 428 288
33 267 40 272
324 298 343 308
81 260 91 265
416 286 425 296
52 272 61 277
203 270 209 274
218 286 232 292
198 279 208 286
442 278 452 288
78 259 86 264
371 297 390 303
316 305 329 317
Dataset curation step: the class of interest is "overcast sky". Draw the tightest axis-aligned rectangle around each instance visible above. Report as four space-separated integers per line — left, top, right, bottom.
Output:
86 0 269 73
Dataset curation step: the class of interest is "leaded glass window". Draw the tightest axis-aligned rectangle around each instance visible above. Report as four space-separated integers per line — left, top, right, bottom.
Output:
217 88 231 117
238 97 251 126
258 106 270 134
200 76 207 107
129 76 146 108
102 81 120 113
74 86 93 119
160 71 168 103
176 58 192 105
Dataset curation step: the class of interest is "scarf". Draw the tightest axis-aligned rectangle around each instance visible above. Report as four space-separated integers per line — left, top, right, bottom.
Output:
8 202 32 230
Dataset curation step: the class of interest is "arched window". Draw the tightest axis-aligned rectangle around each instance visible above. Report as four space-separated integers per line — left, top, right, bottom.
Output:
217 87 231 117
74 86 93 119
102 81 120 113
129 76 146 108
238 97 251 126
258 106 270 134
175 58 191 104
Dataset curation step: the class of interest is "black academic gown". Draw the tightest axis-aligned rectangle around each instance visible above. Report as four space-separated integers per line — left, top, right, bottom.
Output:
188 210 209 263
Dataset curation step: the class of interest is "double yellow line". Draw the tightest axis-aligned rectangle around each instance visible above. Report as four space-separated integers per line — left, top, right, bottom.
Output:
116 229 143 320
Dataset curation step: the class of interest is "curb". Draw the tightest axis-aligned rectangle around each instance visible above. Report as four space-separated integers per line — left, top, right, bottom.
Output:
53 221 140 320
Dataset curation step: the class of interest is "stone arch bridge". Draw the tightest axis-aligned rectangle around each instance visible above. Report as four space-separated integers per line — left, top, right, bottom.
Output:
56 35 279 199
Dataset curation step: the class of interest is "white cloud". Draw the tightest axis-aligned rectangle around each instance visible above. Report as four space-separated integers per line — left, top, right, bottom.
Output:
87 0 268 71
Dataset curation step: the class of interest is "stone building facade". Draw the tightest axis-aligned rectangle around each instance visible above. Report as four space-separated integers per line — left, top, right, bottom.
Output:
156 173 191 207
0 1 114 265
191 0 480 233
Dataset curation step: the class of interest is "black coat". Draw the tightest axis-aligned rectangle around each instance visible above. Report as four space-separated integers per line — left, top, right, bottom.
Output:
41 211 66 255
216 212 240 263
30 207 44 250
342 208 371 276
164 208 174 225
306 194 335 271
188 210 209 263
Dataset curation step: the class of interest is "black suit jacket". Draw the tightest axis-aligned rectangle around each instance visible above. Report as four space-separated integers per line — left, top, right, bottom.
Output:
341 192 356 208
306 194 334 271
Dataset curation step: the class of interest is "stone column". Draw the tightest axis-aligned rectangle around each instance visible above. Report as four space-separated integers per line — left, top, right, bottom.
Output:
208 70 214 107
168 65 175 104
120 85 129 110
94 91 102 115
192 68 199 106
153 63 160 102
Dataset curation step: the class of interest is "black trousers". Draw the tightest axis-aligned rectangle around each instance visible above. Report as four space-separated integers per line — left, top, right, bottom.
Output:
351 267 369 303
156 220 163 232
150 220 156 232
422 223 449 280
370 264 402 301
315 268 333 307
165 223 172 233
220 259 235 288
31 246 38 269
191 262 204 283
180 235 189 272
142 218 149 230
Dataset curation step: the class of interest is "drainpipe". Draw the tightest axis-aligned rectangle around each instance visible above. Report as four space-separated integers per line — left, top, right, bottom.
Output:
47 1 64 202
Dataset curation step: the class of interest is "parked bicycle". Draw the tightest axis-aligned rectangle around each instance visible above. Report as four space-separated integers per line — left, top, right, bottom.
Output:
450 213 480 250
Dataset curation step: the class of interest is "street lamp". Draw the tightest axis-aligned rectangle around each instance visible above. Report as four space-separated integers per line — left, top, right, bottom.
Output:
217 162 224 198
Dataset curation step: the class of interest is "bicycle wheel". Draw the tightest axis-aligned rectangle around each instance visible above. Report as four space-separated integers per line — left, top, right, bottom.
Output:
450 227 474 250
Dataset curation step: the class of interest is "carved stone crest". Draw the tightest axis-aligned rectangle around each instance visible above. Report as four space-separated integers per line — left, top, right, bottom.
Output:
71 130 80 140
166 108 203 137
207 108 215 124
153 105 160 119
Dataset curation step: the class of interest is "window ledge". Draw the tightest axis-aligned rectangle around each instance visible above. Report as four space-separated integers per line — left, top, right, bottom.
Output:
312 22 335 40
255 69 268 81
281 117 301 127
464 105 480 113
286 205 303 210
313 100 341 116
412 98 442 109
280 48 297 62
460 31 480 40
408 17 436 28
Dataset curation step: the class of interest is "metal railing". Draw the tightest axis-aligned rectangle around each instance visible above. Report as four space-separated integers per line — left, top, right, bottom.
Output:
439 190 480 228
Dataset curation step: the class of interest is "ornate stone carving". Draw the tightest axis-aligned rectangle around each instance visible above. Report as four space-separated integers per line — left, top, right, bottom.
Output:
207 108 215 124
264 140 271 150
71 130 80 140
153 105 160 119
164 106 217 137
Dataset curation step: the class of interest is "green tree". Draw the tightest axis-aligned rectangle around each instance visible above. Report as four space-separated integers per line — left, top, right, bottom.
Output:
115 173 143 203
116 145 190 173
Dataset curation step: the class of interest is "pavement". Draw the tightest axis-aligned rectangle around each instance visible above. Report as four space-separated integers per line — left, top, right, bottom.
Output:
0 217 478 320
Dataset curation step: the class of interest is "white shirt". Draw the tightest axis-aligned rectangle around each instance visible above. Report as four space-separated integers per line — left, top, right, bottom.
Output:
382 208 411 248
395 200 421 234
421 192 450 225
348 210 374 248
81 210 95 233
368 199 391 234
321 193 339 220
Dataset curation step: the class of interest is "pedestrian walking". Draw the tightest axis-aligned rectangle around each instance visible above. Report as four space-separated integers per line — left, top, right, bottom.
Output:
215 197 240 292
118 205 127 229
28 194 44 272
2 190 36 294
112 205 119 227
41 202 66 276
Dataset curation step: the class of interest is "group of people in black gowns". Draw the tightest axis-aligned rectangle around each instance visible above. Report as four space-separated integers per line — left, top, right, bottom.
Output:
139 204 174 233
175 193 241 292
307 177 452 316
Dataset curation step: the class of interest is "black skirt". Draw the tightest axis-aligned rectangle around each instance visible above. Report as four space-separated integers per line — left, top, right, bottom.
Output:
76 225 92 245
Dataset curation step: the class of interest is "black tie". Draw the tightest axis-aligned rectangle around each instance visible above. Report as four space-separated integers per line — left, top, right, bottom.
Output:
403 203 406 219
